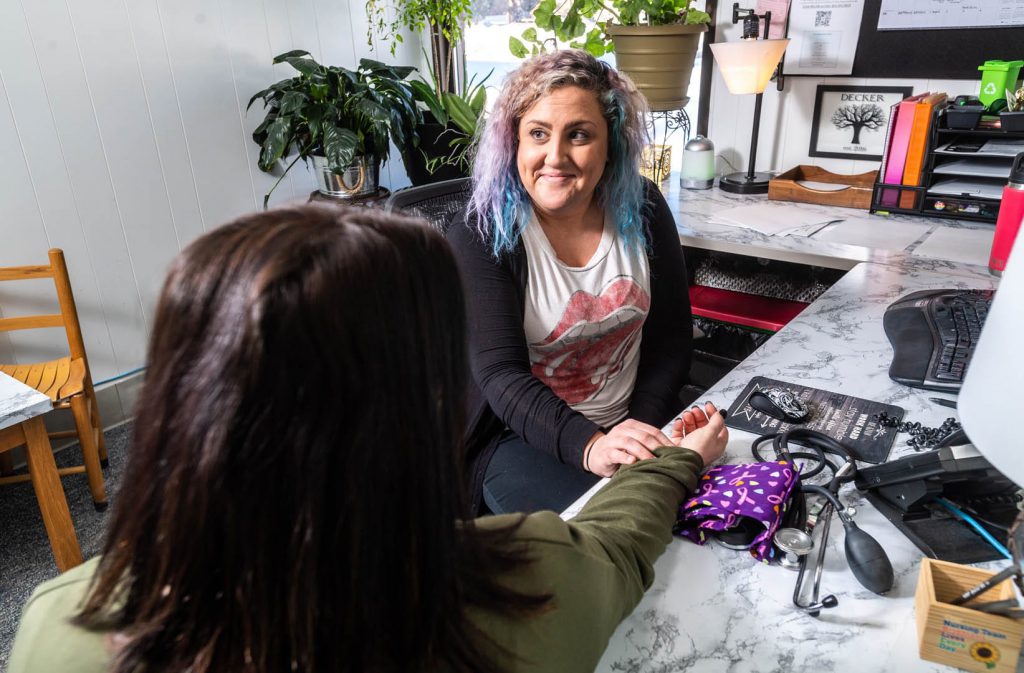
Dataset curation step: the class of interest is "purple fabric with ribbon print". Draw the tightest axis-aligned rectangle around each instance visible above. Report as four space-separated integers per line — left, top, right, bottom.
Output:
673 461 800 562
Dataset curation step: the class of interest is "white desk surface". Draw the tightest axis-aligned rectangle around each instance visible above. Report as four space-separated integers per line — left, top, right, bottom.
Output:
0 371 51 432
563 189 1016 672
665 182 995 274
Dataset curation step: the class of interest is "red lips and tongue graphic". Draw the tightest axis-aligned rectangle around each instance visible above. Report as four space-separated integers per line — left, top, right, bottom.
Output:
531 277 649 404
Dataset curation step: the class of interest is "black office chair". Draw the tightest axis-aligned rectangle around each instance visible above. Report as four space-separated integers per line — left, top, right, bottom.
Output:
384 177 472 235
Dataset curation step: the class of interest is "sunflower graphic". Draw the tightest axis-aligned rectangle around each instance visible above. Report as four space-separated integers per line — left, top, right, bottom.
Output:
969 641 1000 669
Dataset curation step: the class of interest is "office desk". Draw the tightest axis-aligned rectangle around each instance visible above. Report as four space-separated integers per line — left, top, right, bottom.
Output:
564 256 1012 672
665 184 995 273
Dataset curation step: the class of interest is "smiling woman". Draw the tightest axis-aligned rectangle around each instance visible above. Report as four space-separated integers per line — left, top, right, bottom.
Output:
447 50 698 515
516 87 609 236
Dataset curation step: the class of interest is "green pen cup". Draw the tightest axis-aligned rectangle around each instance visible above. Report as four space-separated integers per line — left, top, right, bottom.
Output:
978 60 1023 110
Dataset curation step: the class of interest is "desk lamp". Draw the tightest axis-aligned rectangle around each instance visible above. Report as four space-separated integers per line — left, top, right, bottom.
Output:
959 234 1024 540
709 5 789 194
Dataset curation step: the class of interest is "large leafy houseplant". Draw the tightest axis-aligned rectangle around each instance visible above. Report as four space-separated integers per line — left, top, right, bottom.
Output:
510 0 711 57
247 50 419 206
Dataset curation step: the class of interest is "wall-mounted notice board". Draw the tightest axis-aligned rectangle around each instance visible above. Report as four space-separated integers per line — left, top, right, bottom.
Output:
850 0 1024 80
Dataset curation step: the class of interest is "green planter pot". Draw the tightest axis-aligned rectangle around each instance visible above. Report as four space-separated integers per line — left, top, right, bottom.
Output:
606 23 708 111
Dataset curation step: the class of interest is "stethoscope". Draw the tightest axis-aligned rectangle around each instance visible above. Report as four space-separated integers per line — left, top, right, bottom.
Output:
752 428 895 615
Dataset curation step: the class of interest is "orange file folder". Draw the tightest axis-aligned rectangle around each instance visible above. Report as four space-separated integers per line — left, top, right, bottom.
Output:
899 93 948 208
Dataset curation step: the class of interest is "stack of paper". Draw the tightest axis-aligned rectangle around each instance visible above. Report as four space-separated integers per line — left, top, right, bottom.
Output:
814 217 932 250
708 204 839 237
912 227 994 266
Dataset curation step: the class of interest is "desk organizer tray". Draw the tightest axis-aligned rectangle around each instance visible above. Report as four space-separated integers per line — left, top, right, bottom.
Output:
724 376 904 464
915 558 1023 673
768 165 878 210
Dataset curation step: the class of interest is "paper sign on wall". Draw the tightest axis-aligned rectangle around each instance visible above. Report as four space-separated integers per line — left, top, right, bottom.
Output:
782 0 865 76
878 0 1024 31
755 0 792 40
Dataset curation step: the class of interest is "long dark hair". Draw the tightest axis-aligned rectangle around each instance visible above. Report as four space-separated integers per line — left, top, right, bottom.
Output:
77 205 547 672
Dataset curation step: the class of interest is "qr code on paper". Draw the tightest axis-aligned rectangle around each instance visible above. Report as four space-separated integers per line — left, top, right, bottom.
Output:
815 10 831 26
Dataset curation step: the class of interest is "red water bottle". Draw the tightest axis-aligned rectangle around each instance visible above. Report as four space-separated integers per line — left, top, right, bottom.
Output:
991 152 1024 274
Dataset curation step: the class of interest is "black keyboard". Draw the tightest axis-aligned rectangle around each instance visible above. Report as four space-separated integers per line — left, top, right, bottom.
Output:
883 289 993 392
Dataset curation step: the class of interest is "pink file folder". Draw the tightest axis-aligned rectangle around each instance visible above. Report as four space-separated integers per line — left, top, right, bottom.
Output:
883 93 928 185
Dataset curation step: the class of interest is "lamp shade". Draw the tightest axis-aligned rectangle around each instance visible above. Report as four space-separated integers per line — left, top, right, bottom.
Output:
710 39 790 94
959 233 1024 488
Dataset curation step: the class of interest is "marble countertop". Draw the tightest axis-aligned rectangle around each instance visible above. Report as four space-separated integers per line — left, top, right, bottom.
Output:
663 182 996 274
0 371 51 432
565 260 1017 673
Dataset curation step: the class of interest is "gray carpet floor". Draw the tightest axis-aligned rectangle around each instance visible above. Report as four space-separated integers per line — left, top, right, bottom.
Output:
0 423 131 671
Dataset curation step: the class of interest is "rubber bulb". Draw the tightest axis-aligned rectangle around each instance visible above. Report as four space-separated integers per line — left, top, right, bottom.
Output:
843 522 894 594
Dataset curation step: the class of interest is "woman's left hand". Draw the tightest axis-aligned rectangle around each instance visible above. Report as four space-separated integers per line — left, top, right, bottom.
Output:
670 403 718 444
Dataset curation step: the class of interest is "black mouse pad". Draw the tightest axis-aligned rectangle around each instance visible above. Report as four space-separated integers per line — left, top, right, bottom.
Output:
724 376 905 464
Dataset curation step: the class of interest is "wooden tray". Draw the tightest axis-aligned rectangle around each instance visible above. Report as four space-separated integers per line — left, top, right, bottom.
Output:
915 558 1023 673
768 165 878 210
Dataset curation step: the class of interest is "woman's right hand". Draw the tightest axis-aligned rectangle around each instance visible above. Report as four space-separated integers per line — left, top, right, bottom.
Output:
583 419 675 478
674 402 728 467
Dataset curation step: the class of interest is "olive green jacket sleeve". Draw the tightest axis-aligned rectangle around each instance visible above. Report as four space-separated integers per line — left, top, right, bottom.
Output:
8 446 702 673
471 445 704 673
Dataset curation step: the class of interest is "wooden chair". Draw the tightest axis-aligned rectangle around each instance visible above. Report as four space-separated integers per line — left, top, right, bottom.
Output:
0 249 108 511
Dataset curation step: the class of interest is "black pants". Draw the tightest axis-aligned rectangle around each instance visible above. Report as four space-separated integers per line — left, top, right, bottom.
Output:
482 430 600 514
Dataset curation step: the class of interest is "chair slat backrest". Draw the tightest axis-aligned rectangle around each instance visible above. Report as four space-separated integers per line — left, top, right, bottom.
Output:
0 315 65 332
0 265 53 281
0 249 91 366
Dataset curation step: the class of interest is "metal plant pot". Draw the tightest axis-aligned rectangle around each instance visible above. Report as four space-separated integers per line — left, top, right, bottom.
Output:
311 154 379 199
607 23 708 112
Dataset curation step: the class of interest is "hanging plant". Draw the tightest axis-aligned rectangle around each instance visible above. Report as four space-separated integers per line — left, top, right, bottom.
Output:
509 0 711 57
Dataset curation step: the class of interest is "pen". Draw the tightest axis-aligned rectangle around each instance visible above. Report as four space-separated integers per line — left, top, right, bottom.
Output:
950 566 1021 606
971 599 1021 614
929 397 958 410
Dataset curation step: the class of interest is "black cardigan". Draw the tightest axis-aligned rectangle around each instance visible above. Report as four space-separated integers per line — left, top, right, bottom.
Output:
447 181 693 514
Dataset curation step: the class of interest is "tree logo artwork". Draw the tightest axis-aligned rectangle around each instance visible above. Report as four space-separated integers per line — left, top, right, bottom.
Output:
831 103 885 145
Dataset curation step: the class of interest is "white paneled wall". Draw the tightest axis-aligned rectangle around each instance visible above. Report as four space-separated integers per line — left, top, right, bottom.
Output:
0 1 423 398
706 3 977 179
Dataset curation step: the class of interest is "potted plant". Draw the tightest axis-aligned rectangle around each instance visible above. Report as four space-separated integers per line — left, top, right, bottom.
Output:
365 0 473 95
509 0 711 110
406 55 491 185
1001 86 1024 133
247 50 420 206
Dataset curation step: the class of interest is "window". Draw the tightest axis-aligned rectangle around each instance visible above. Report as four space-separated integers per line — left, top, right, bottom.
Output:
463 0 705 178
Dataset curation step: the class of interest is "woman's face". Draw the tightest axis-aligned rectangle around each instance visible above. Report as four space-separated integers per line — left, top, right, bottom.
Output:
516 86 608 219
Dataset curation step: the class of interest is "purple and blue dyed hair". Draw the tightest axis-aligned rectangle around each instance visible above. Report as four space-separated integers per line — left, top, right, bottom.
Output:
468 50 650 257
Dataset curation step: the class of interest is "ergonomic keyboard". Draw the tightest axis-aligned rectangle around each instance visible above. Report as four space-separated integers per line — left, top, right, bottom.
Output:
882 288 993 392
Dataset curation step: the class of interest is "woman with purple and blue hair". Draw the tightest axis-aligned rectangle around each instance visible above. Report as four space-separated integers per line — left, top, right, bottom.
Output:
448 49 698 516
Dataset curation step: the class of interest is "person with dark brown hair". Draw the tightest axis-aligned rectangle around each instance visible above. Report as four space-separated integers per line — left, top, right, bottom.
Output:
9 204 726 673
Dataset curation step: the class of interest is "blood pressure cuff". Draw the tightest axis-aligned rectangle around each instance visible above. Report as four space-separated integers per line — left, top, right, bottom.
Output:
673 461 800 562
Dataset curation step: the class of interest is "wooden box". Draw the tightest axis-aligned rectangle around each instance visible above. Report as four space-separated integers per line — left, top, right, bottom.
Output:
768 165 878 210
915 558 1024 673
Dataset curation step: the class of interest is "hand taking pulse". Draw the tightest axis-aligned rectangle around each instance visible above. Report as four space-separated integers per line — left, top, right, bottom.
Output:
583 419 676 478
583 406 728 478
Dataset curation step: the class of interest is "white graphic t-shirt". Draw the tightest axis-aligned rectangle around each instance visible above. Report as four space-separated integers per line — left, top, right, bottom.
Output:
522 210 651 428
